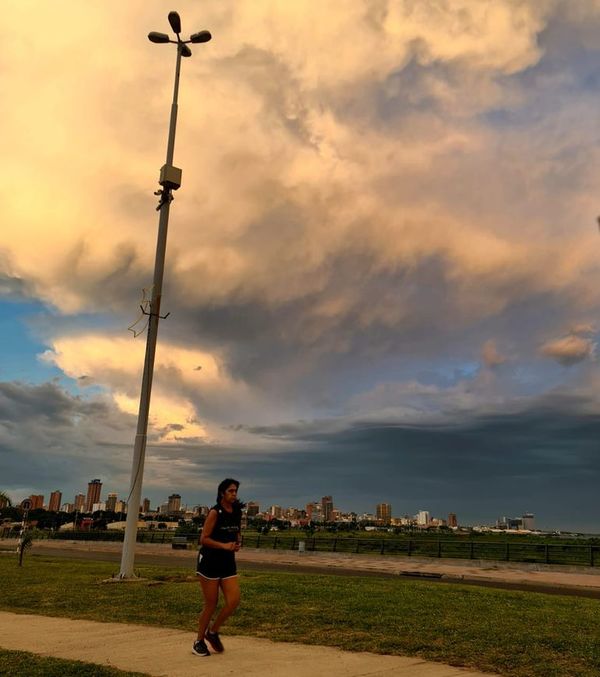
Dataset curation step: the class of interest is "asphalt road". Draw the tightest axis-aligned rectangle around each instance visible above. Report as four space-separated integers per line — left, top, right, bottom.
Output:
10 545 600 600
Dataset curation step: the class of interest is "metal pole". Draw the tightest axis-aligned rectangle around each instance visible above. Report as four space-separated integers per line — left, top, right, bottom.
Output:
119 45 183 579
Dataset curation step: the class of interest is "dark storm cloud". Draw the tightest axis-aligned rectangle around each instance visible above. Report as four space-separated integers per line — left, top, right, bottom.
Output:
0 381 110 426
0 380 135 498
227 391 600 531
164 251 473 383
2 378 599 531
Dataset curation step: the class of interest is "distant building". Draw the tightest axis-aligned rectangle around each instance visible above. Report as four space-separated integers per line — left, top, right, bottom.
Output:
246 501 259 517
167 494 181 514
29 495 44 510
48 491 62 512
269 505 283 519
448 513 458 528
85 480 102 513
142 498 151 513
115 500 127 514
106 493 117 512
74 494 85 511
416 510 430 526
306 502 321 521
522 513 535 530
62 503 74 513
376 503 392 524
92 502 106 512
321 496 334 522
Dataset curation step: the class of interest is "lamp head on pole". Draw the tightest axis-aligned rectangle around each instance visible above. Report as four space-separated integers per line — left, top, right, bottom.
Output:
190 30 212 44
168 11 182 34
148 31 170 44
148 12 212 52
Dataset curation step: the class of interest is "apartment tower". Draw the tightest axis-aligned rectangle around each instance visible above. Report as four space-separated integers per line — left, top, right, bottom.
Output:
321 496 334 522
48 491 62 512
85 479 102 513
167 494 182 514
376 503 392 524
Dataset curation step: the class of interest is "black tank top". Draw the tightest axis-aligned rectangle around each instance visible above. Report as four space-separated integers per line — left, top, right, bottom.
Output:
201 504 240 555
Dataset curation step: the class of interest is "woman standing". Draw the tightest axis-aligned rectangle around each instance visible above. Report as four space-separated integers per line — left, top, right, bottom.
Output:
193 478 242 657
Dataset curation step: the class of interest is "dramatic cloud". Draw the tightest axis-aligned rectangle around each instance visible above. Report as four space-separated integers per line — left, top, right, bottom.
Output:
3 379 599 531
1 2 600 525
541 333 596 366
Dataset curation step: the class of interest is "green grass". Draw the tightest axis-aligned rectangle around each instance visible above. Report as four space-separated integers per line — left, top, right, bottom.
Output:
1 555 600 676
0 649 147 677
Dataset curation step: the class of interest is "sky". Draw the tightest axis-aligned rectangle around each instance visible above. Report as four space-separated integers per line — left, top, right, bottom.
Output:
1 0 599 531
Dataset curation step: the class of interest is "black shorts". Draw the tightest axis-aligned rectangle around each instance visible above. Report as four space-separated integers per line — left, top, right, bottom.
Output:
196 551 237 580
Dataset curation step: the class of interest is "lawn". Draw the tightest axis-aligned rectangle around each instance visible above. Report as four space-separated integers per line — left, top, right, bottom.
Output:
0 649 146 677
1 554 599 676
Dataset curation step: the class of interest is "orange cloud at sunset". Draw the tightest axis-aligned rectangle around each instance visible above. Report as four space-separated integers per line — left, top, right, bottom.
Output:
2 1 600 527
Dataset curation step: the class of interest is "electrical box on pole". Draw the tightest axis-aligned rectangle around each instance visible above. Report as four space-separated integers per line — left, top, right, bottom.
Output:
159 164 182 190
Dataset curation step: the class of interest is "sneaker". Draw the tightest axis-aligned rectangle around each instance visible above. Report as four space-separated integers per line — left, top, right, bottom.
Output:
192 639 210 657
205 629 224 653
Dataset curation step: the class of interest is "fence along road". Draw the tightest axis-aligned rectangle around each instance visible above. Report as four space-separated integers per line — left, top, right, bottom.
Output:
12 530 600 568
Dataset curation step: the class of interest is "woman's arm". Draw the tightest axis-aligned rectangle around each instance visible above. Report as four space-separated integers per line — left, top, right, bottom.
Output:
200 509 236 551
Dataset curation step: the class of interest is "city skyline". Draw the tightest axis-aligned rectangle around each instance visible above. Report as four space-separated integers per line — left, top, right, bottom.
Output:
6 481 544 533
1 3 600 534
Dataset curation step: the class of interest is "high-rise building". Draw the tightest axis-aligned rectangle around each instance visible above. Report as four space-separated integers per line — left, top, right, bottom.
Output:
29 495 44 510
48 491 62 512
447 513 458 528
321 496 334 522
74 494 85 511
106 493 117 512
142 498 151 513
85 479 102 513
306 502 321 521
246 501 259 517
62 502 74 513
115 500 127 514
269 505 283 519
522 513 535 530
376 503 392 524
416 510 430 526
167 494 181 514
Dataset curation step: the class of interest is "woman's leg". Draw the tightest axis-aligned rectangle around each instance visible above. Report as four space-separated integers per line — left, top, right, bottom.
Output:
211 576 241 632
197 577 220 639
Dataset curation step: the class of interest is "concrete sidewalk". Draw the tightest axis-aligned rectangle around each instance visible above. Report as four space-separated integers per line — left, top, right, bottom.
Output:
0 611 495 677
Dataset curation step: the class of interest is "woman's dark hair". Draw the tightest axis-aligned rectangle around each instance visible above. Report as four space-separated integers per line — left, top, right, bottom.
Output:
216 478 240 503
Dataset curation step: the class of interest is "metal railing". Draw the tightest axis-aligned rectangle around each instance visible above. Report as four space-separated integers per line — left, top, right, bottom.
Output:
240 534 599 567
2 530 598 567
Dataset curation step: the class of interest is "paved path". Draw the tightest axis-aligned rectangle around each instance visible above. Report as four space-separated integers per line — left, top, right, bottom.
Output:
0 611 495 677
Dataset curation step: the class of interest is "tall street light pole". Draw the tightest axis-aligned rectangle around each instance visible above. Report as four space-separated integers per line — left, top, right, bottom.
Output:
119 12 211 579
